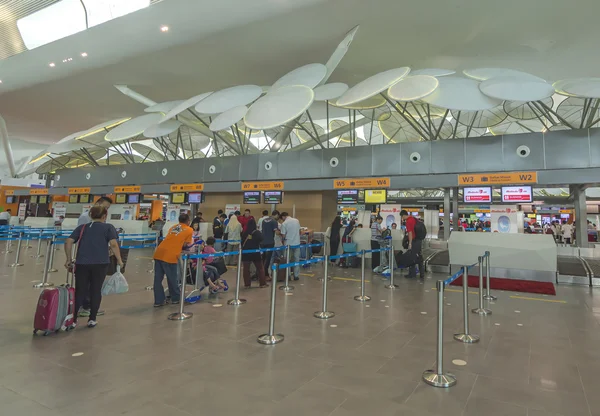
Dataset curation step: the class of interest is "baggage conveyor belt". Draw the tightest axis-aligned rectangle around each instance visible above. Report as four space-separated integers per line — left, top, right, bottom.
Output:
557 256 592 286
424 249 450 273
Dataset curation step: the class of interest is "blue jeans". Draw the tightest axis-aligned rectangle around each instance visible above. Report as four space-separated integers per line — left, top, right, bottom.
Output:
289 247 301 278
154 260 180 304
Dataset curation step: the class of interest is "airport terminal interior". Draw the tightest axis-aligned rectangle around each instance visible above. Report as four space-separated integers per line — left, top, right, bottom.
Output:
2 0 600 415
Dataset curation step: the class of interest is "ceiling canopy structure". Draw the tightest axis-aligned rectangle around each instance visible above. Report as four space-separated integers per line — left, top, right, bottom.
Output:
0 0 600 178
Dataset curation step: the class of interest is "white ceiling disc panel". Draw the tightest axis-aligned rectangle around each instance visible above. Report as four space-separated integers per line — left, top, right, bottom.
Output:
411 68 456 77
314 83 349 101
159 92 213 122
245 85 314 130
145 100 185 114
105 113 164 142
422 77 503 111
554 78 600 98
479 76 554 102
143 120 182 138
57 131 86 144
336 67 410 107
271 63 327 90
463 68 544 82
195 85 262 114
209 106 248 131
388 75 439 102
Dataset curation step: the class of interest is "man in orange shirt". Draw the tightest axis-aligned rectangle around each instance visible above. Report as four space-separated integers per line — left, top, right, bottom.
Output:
153 214 193 307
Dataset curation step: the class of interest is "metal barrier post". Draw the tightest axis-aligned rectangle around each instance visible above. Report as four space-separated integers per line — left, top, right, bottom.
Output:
2 233 13 254
185 256 202 304
32 230 44 258
34 240 54 288
47 235 58 272
483 251 496 301
354 251 371 302
9 232 24 267
279 247 294 292
314 255 335 319
257 263 284 345
228 249 247 306
454 265 480 343
423 280 457 388
24 231 33 249
472 256 492 316
168 257 193 321
385 246 398 289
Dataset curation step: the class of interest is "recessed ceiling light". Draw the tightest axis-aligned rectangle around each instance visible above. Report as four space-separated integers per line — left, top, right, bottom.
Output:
49 62 55 67
62 59 67 63
81 52 88 57
67 57 72 61
160 25 169 32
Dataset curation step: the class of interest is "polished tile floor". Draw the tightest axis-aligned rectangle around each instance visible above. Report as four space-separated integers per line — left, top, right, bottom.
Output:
0 245 599 416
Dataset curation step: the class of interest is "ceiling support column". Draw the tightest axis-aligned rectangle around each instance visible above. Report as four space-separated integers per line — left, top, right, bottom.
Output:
0 115 16 177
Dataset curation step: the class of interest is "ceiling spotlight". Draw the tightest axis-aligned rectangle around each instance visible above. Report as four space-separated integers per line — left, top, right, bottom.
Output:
62 59 67 63
81 52 88 57
160 25 169 32
49 62 55 67
67 57 73 61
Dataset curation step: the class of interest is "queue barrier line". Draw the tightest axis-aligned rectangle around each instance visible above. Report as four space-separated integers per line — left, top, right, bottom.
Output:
273 257 324 270
422 252 495 389
214 239 241 243
120 243 156 250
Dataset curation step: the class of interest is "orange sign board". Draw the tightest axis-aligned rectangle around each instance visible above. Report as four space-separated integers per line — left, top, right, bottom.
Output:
170 184 204 192
458 172 537 186
68 187 91 194
241 182 284 191
333 177 390 189
29 189 49 195
5 190 14 195
114 186 141 193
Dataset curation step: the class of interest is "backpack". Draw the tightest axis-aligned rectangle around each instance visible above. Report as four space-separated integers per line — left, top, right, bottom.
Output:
415 221 427 240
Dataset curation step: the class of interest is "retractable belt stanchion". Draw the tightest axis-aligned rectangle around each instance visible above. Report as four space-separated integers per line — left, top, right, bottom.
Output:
354 250 371 302
2 232 13 254
9 232 24 267
32 230 44 258
314 255 335 319
385 246 398 289
147 232 160 275
168 257 193 321
46 234 58 273
34 239 54 288
454 265 480 344
257 263 284 345
24 231 33 249
228 249 247 306
422 279 457 388
279 245 294 292
185 257 203 304
483 251 496 301
472 256 492 316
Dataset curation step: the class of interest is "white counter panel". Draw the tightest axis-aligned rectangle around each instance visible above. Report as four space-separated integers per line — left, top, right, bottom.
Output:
448 232 557 273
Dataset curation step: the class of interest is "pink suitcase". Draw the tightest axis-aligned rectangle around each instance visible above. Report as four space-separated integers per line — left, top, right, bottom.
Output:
33 271 75 336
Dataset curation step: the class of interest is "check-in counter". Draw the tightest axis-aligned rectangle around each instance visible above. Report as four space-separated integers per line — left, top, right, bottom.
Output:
61 219 79 230
448 232 557 282
24 218 54 228
110 220 152 235
325 227 405 264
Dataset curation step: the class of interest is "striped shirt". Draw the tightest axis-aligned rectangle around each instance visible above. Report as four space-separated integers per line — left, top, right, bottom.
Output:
371 221 381 241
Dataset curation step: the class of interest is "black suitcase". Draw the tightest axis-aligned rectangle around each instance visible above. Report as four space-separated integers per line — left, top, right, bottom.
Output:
395 249 419 268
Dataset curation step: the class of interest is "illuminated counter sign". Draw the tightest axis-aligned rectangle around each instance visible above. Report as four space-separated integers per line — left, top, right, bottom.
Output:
241 182 284 191
333 177 390 189
458 172 537 185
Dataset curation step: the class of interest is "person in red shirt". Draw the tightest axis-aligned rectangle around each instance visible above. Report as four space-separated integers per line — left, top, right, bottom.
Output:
401 210 425 279
238 209 254 232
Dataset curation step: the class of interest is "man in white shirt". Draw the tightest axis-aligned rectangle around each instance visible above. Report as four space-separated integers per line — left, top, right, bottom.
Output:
280 212 301 280
78 197 112 226
257 210 270 232
0 209 11 226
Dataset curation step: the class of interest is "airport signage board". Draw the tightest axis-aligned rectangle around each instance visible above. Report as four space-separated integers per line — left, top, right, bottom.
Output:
241 181 284 191
501 186 533 203
170 183 204 192
29 188 49 195
333 177 390 189
114 186 141 193
68 187 91 194
463 187 492 203
5 190 14 195
458 171 537 185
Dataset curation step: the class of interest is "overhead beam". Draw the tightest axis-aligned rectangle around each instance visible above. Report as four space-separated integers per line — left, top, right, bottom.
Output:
292 117 370 152
0 115 16 177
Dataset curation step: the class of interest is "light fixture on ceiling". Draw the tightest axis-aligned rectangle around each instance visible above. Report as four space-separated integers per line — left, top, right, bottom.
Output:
160 25 169 32
49 62 55 67
81 52 88 57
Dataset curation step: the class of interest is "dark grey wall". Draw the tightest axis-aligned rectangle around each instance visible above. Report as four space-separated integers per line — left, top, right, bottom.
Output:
48 128 600 194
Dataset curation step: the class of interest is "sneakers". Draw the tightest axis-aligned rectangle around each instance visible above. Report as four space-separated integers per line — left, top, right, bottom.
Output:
87 320 97 328
78 309 105 317
97 310 105 316
153 302 166 308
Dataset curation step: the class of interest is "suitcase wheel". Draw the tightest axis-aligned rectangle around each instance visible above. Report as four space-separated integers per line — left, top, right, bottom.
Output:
33 329 38 335
43 331 51 336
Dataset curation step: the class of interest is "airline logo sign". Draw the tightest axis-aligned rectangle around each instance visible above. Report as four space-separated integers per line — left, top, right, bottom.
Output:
241 182 284 191
114 186 141 193
5 190 14 195
458 172 537 185
333 177 390 189
68 187 91 194
170 184 204 192
29 189 49 195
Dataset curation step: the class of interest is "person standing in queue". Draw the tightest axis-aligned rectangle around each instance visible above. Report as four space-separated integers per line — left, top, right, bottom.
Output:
64 206 123 329
280 212 301 281
191 212 204 228
0 208 11 226
328 216 343 263
212 211 226 251
224 214 242 265
260 210 279 280
241 218 268 288
238 209 254 232
152 214 194 307
400 210 425 279
370 216 383 269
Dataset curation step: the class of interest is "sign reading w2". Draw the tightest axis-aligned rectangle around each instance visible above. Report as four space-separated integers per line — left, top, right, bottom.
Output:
458 172 537 185
333 177 390 189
